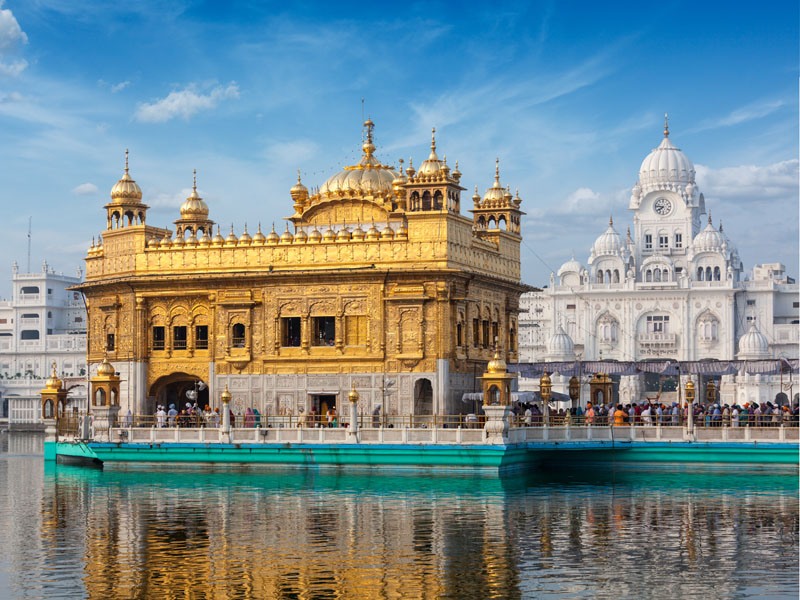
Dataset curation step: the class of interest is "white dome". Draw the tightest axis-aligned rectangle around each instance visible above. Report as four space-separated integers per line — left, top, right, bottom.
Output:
591 218 622 257
737 324 770 359
557 257 583 277
547 325 575 360
692 217 723 253
638 133 695 194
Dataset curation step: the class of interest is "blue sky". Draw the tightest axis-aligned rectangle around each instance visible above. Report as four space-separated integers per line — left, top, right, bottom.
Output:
0 0 796 297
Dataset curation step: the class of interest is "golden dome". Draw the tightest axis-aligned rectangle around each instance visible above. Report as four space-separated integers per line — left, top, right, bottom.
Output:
211 226 225 246
352 223 365 241
252 223 266 244
308 226 322 243
317 119 399 200
239 225 252 245
486 348 507 374
416 128 445 177
266 224 280 245
225 225 239 246
110 149 143 203
44 362 62 390
322 226 336 243
159 234 172 248
179 170 210 218
198 229 212 246
172 234 185 247
97 357 116 376
185 232 198 247
147 236 160 248
482 159 507 205
396 219 408 239
220 385 232 403
294 227 308 243
280 224 294 244
336 225 351 242
380 223 395 239
366 222 380 241
290 171 309 202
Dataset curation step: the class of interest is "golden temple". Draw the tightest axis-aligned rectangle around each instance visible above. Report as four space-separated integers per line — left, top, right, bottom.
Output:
78 120 528 417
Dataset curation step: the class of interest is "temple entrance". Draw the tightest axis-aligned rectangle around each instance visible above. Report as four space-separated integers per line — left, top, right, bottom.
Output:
310 394 337 427
413 379 433 415
149 373 209 416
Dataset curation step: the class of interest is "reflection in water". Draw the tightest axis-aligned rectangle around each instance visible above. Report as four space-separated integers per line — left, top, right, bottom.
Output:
0 433 797 599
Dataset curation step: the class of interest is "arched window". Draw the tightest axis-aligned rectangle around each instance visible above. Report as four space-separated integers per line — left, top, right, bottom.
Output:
232 323 246 348
94 388 106 406
714 266 721 281
597 271 604 283
697 267 704 281
645 270 652 283
613 270 620 283
410 191 420 211
422 191 432 211
605 270 611 283
20 330 40 340
662 269 669 282
433 191 443 210
654 269 661 282
706 266 712 281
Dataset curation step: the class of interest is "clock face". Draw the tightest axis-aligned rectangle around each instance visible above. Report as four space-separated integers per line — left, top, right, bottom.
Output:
654 197 672 215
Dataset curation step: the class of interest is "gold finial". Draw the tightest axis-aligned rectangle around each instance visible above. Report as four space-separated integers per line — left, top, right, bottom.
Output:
364 117 374 143
431 127 436 152
124 148 129 174
663 113 669 138
609 215 614 227
495 157 500 181
297 169 302 183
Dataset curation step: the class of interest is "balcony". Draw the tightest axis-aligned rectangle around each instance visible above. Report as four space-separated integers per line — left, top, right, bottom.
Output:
638 333 677 346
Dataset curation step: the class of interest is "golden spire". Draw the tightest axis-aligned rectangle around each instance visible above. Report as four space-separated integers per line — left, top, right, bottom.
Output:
124 148 130 175
192 168 197 195
494 158 501 186
609 215 614 227
431 127 436 154
663 113 670 138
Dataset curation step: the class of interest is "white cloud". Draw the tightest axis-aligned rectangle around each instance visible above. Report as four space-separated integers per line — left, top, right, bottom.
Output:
111 80 130 93
689 98 787 133
696 160 798 203
148 188 193 209
134 82 240 123
0 3 27 77
72 182 98 196
0 3 27 51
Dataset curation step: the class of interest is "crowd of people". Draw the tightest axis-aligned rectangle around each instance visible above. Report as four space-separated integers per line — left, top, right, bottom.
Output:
512 400 800 427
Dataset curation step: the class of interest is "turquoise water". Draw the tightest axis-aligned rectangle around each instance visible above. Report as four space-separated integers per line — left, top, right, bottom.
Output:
1 432 798 599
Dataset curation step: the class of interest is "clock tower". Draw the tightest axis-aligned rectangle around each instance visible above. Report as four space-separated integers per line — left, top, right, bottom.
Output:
628 115 706 278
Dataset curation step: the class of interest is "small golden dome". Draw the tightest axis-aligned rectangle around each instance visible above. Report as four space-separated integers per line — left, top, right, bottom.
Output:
417 128 445 177
366 222 380 241
172 234 185 247
198 229 212 246
336 226 351 242
147 236 160 248
220 385 232 403
405 158 416 178
280 224 294 244
308 226 322 243
486 348 508 374
211 226 225 246
322 226 336 243
185 232 199 247
451 160 462 181
290 170 309 201
44 362 62 390
252 223 266 244
239 224 252 245
225 225 239 246
472 185 481 206
179 170 209 218
483 159 507 204
351 224 365 241
294 227 308 243
380 223 395 239
159 234 172 248
97 357 116 376
266 224 280 245
396 220 408 239
110 149 143 203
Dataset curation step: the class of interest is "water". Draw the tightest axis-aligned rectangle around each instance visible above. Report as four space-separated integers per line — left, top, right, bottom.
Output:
0 432 797 599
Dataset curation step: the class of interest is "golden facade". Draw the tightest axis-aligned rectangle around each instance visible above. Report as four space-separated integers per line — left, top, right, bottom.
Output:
78 121 528 416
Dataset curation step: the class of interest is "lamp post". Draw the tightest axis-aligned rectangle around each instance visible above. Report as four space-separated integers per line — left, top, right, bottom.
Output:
569 375 580 410
685 379 696 434
221 385 231 436
540 371 552 425
348 384 359 439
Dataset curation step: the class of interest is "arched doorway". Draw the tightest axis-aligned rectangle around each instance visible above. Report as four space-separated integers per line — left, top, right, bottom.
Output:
413 378 433 416
149 372 209 415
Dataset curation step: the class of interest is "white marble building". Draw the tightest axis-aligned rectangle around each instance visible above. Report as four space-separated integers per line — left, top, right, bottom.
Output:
519 121 799 407
0 261 87 427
